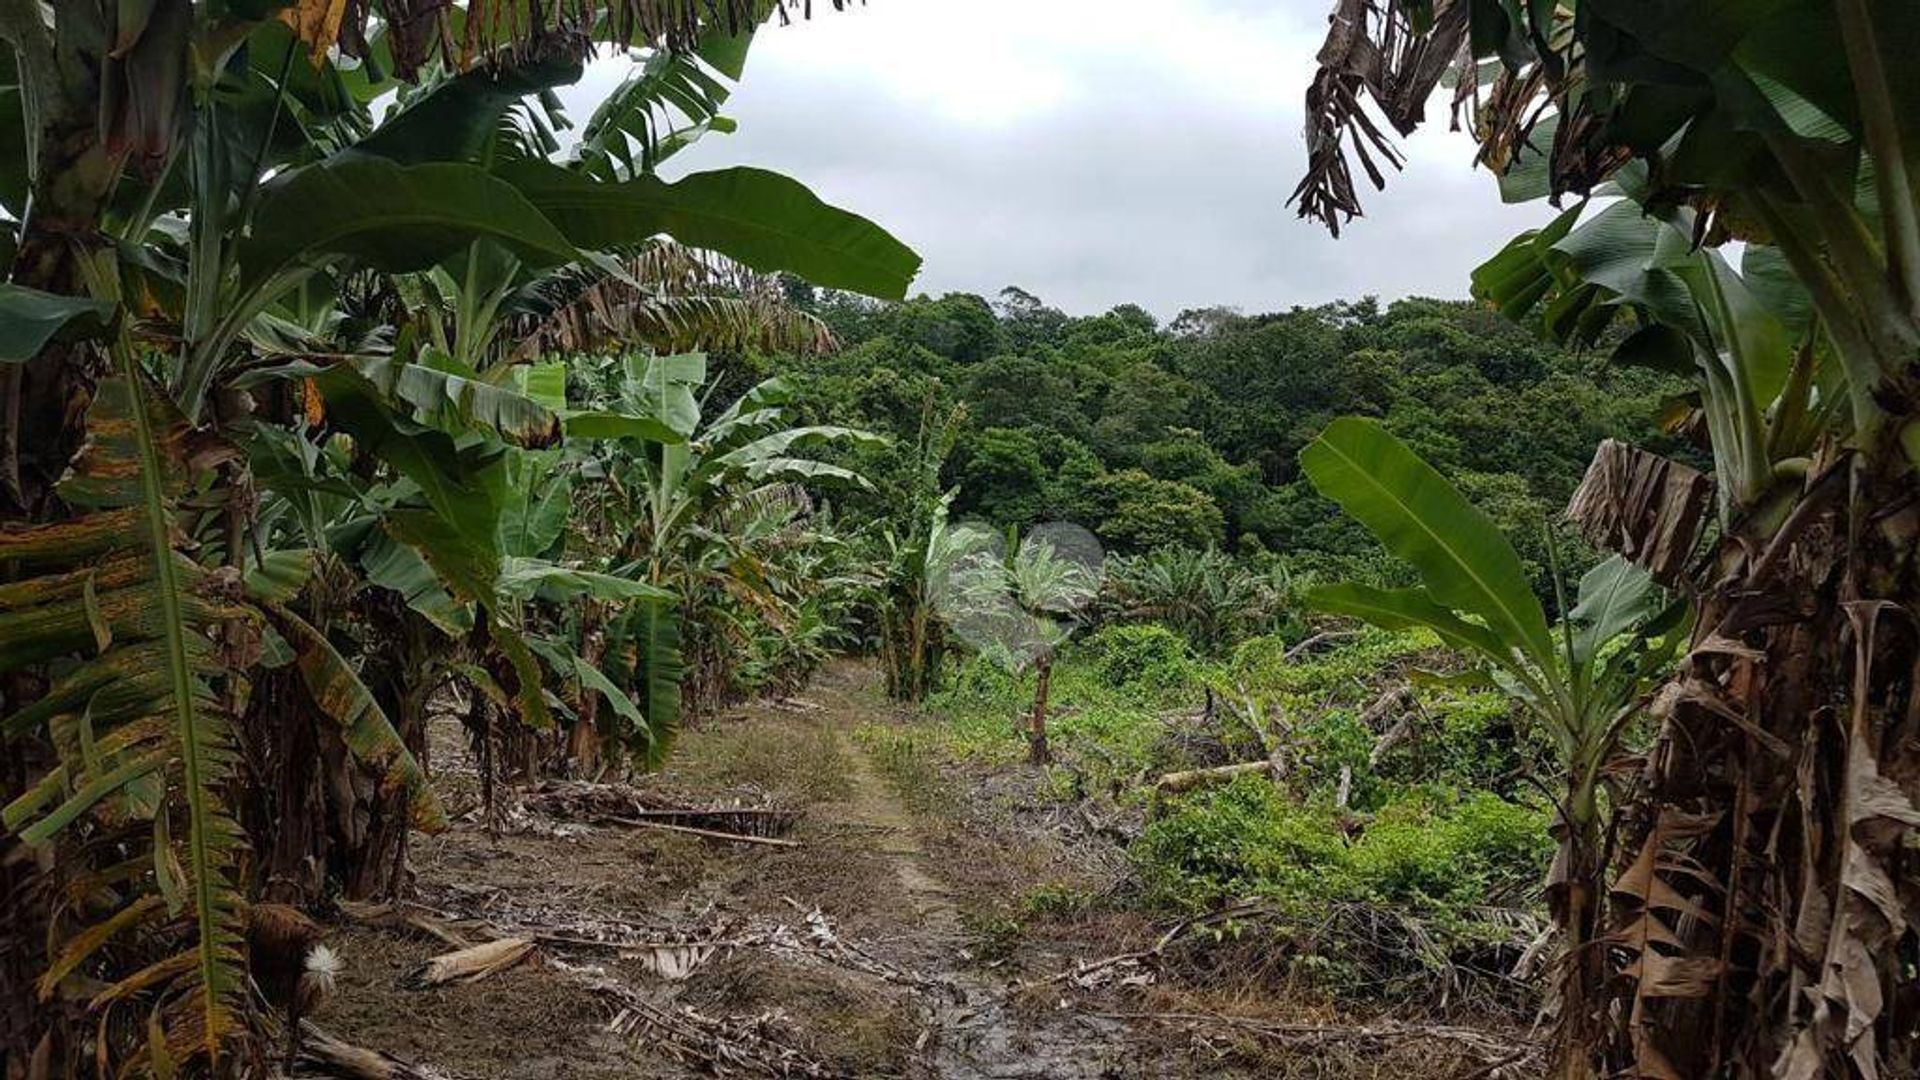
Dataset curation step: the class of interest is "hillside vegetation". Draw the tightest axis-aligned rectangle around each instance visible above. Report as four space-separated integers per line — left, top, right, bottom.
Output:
779 289 1689 591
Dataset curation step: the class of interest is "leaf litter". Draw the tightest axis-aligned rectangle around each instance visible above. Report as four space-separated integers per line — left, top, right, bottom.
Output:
306 663 1543 1079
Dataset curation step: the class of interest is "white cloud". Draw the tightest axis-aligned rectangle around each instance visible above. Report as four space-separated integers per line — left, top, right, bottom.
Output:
584 0 1556 318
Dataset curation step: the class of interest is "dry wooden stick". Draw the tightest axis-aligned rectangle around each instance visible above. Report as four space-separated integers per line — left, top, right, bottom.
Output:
1024 902 1272 988
601 815 802 847
1152 760 1271 795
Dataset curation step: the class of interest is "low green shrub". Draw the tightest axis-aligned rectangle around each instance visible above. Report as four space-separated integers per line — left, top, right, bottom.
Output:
1222 627 1540 806
1229 626 1436 694
1131 775 1551 918
1345 791 1551 911
1426 690 1532 788
1048 700 1164 785
1133 774 1347 910
1085 623 1192 691
937 653 1023 711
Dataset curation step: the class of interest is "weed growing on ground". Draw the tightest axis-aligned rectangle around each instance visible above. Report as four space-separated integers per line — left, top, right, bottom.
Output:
854 723 957 814
921 621 1558 1010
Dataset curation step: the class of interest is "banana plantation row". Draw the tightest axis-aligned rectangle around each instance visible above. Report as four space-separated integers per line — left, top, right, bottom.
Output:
2 2 1917 1079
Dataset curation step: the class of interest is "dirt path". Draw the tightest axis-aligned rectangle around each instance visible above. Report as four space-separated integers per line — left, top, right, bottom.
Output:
813 688 1137 1080
830 725 963 941
314 663 1515 1079
317 663 1175 1078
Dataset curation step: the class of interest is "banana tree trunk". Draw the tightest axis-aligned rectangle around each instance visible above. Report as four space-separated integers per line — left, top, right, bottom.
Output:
564 606 607 778
349 664 428 900
240 668 330 904
1548 794 1605 1080
237 614 433 905
881 595 945 703
1027 655 1053 766
1596 439 1920 1078
0 10 154 1063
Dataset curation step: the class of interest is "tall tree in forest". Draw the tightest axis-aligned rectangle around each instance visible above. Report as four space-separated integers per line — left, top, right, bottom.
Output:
1294 1 1919 1076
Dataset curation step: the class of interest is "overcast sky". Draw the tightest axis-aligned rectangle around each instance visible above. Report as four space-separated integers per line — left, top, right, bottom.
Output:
585 0 1552 320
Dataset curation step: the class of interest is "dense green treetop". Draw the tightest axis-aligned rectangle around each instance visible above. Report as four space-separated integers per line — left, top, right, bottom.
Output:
772 286 1689 587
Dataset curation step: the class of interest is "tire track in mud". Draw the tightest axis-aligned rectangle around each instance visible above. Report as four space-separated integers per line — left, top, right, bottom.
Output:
830 726 965 939
819 696 1131 1080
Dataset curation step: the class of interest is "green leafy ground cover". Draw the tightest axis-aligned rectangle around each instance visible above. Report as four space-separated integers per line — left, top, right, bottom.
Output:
875 621 1555 1002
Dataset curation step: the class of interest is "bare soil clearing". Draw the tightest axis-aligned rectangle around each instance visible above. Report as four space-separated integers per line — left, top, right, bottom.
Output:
310 663 1538 1079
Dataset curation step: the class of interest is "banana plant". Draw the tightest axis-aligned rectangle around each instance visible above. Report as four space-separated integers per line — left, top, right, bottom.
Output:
1471 178 1829 517
0 358 440 1073
571 352 879 572
1 1 917 1072
492 441 681 770
560 351 879 748
871 391 968 702
1301 417 1683 1042
1292 3 1920 1068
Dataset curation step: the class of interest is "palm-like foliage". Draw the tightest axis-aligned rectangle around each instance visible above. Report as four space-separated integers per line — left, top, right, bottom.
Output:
936 526 1103 763
0 0 916 1070
505 241 837 360
1100 547 1290 656
1301 418 1682 1067
1292 5 1920 1071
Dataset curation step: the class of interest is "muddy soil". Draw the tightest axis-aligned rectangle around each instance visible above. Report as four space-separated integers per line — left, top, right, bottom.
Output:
311 663 1538 1079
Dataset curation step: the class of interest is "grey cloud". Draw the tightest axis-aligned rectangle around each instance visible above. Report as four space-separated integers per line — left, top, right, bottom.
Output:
572 4 1552 320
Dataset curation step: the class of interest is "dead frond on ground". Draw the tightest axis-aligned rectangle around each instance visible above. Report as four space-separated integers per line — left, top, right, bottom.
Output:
554 958 854 1079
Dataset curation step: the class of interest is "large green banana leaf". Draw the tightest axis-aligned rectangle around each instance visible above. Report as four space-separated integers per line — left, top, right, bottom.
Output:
1306 581 1516 669
495 160 922 299
496 557 675 602
626 599 683 769
355 51 586 166
1300 417 1553 664
297 360 511 549
0 284 115 362
239 156 581 300
573 15 756 179
1567 555 1667 667
244 354 561 449
600 598 683 769
499 451 574 558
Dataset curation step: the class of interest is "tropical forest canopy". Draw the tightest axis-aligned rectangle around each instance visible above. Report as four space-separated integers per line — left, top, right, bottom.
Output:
775 286 1687 580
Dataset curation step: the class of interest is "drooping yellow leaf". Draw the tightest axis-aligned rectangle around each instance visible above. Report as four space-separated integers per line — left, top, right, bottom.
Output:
279 0 350 67
37 896 166 1000
88 951 199 1009
148 1006 177 1080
